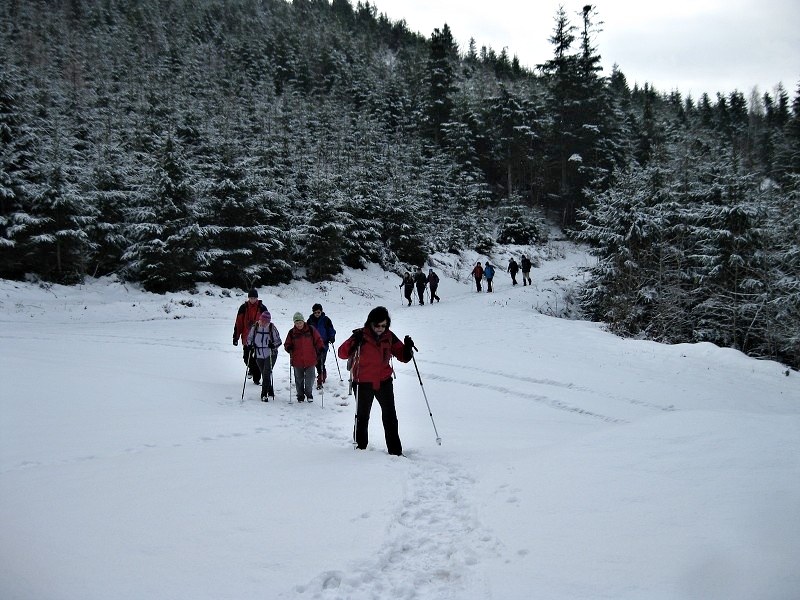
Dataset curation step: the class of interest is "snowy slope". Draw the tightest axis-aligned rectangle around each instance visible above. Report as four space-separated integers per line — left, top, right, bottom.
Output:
1 241 798 600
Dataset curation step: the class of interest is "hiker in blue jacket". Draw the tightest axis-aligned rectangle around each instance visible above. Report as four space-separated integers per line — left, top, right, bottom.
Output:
308 303 336 389
484 262 495 292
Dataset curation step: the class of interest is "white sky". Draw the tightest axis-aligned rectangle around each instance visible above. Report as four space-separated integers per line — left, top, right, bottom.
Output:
371 0 800 100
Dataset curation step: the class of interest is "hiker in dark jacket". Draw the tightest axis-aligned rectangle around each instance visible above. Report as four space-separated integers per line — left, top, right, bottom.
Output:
414 267 427 305
508 258 519 286
247 310 282 401
400 272 414 306
427 269 440 303
338 306 413 456
308 303 336 389
521 255 533 286
233 288 267 385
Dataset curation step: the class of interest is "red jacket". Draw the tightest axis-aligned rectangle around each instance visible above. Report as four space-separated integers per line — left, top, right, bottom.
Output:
284 323 324 368
471 264 483 279
338 327 410 388
234 300 267 344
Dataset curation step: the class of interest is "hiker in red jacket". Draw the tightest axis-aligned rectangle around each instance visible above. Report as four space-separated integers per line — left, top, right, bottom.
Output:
470 262 483 292
233 288 267 385
284 312 324 402
338 306 414 456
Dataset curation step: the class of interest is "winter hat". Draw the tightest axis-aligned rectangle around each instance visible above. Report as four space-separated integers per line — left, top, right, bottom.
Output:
312 303 323 312
293 312 304 322
259 310 271 323
248 288 258 298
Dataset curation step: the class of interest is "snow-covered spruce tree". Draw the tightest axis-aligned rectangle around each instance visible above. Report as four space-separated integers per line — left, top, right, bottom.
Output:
84 144 135 279
539 5 618 226
482 85 539 201
196 144 291 289
22 83 97 285
577 164 682 336
0 67 39 280
297 178 345 282
123 135 206 293
496 200 548 245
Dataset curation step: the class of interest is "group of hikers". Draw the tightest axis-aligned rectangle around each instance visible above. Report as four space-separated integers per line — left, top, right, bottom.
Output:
233 289 414 456
400 267 441 306
233 290 336 403
232 254 534 454
470 255 533 292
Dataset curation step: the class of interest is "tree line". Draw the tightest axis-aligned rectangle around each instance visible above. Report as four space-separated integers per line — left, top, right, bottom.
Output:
1 0 798 367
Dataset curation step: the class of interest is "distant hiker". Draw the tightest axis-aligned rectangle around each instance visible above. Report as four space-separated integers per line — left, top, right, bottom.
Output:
308 303 336 390
247 311 282 401
414 267 427 305
284 312 325 403
521 255 533 286
427 269 440 303
338 306 414 456
233 288 267 385
484 262 495 292
400 271 414 306
508 258 519 286
471 262 483 292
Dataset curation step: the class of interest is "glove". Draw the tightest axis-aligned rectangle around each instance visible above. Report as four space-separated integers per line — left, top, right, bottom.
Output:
403 335 415 360
268 342 275 349
330 337 335 345
233 337 238 346
352 329 364 346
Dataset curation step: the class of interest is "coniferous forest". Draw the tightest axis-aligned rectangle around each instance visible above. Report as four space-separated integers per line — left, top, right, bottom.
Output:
1 0 798 368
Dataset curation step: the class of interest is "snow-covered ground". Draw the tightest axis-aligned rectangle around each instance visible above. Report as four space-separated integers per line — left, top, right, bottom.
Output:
1 241 798 600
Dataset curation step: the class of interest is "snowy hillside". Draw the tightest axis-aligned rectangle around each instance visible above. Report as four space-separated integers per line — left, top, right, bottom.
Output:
1 241 798 600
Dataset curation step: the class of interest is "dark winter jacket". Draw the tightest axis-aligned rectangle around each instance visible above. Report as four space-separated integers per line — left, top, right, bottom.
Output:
521 256 532 272
338 327 410 388
400 273 414 295
234 300 267 345
284 323 324 368
508 260 519 274
308 312 336 345
427 271 440 288
414 270 427 289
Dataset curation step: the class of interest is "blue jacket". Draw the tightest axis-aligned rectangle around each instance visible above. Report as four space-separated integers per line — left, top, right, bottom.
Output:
308 312 336 345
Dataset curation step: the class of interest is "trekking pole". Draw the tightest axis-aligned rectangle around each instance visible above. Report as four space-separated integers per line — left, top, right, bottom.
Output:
268 348 275 401
288 358 293 404
241 346 253 402
410 350 442 445
351 344 361 448
331 342 343 381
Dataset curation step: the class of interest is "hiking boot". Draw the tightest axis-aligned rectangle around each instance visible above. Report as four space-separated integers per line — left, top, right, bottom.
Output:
297 396 305 402
260 394 269 402
306 395 314 402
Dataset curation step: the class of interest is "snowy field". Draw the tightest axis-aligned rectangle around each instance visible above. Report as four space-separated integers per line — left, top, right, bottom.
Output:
1 241 799 600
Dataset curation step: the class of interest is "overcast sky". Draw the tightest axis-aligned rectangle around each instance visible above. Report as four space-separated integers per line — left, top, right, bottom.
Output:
371 0 800 101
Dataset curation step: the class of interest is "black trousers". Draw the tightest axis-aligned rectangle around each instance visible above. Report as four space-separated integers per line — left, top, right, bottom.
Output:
243 345 261 382
355 379 402 455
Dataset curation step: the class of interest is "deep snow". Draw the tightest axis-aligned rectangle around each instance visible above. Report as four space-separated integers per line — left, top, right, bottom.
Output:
1 241 799 600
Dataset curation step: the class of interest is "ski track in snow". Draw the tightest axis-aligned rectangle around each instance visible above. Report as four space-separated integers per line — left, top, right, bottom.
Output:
423 358 676 417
